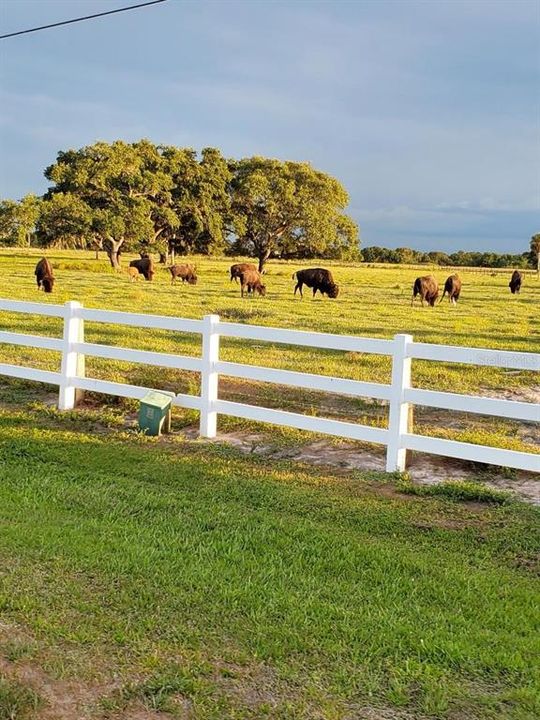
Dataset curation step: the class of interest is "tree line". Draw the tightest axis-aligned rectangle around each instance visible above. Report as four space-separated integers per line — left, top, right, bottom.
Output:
1 139 537 273
362 244 539 270
0 140 359 271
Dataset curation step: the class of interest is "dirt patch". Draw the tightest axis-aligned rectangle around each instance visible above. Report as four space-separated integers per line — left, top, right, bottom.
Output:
212 660 284 714
0 652 177 720
343 707 429 720
201 430 540 505
0 656 112 719
483 384 540 404
0 621 120 720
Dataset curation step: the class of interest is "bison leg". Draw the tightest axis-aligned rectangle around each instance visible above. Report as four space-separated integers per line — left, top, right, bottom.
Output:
313 287 317 297
294 282 303 298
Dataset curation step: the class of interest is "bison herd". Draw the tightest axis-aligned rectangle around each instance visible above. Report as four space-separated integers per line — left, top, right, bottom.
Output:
33 257 527 306
411 274 462 306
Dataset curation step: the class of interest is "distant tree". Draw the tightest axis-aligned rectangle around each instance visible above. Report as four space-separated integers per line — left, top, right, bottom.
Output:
530 233 540 277
0 194 41 246
394 247 421 264
229 157 359 272
361 246 399 263
163 146 232 261
44 140 172 268
425 251 452 265
36 193 92 248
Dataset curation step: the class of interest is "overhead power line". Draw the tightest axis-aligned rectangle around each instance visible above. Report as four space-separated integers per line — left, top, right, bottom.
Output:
0 0 169 40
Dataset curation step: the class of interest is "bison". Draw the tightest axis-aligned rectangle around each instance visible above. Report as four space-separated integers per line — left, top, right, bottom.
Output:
239 268 266 298
509 270 522 294
34 257 55 293
293 268 339 299
230 262 259 283
127 267 140 282
169 263 197 285
129 256 155 281
440 274 461 305
411 275 439 307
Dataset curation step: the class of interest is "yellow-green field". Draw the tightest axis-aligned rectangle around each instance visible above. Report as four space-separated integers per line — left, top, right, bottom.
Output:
0 249 538 458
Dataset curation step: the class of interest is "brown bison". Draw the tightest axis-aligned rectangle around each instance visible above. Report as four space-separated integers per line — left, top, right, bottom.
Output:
239 268 266 298
509 270 522 294
34 258 55 293
293 268 339 298
411 275 439 306
127 267 140 282
230 262 259 282
169 263 197 285
440 274 462 305
129 256 155 281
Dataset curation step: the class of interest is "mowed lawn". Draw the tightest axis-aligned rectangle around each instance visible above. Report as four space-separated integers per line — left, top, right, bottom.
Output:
0 249 538 457
0 407 539 720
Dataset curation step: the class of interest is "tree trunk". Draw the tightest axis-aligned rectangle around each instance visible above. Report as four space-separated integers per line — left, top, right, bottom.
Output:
104 238 124 270
159 253 167 264
92 238 103 260
258 248 271 273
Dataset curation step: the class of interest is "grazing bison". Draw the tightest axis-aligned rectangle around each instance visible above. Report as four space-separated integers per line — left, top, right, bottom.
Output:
509 270 523 294
129 256 155 281
411 275 439 306
239 268 266 298
230 262 259 283
34 258 55 293
293 268 339 298
127 267 140 282
440 274 462 305
169 263 197 285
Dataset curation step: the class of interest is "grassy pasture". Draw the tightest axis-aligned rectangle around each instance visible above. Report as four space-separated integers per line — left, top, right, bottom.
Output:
0 406 539 719
0 249 538 458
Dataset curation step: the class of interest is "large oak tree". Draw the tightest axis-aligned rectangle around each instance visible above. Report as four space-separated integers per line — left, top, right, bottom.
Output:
229 157 359 271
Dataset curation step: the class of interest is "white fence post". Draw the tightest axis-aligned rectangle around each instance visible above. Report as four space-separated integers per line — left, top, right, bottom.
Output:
199 314 220 437
58 301 84 410
386 333 413 472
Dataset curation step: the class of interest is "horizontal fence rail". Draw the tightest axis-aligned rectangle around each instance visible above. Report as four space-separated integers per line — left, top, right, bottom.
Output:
0 298 538 474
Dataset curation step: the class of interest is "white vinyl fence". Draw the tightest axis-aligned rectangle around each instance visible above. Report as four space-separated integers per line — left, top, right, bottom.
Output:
1 298 539 474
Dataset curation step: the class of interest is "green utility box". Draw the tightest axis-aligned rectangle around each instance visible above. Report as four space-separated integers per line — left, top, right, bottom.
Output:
138 390 173 436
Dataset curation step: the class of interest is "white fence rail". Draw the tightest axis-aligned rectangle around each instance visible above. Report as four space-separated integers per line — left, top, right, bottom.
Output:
1 298 538 474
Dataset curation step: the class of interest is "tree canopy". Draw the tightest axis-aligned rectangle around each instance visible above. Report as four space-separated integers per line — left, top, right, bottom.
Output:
0 140 360 269
229 157 359 270
0 194 41 247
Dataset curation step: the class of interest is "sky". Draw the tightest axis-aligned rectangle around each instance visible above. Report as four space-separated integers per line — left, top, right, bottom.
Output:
0 0 539 253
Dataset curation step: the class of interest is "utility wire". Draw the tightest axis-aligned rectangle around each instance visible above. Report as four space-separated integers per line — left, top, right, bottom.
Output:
0 0 168 40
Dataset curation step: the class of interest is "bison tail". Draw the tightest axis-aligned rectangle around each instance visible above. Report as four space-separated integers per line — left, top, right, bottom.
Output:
291 272 297 280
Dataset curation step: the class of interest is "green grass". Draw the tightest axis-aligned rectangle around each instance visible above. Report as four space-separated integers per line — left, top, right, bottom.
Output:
0 678 41 720
396 478 513 504
0 248 538 458
0 406 539 719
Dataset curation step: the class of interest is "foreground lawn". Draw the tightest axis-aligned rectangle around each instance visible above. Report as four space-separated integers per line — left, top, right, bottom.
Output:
0 407 539 719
